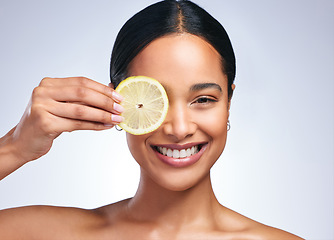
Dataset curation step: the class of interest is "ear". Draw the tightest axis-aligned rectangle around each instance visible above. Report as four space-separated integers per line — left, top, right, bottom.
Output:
228 84 236 111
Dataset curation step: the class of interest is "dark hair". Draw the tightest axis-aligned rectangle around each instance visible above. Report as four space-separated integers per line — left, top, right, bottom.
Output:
110 0 236 99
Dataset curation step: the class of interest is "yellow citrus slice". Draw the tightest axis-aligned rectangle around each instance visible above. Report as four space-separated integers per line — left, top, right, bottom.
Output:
115 76 169 135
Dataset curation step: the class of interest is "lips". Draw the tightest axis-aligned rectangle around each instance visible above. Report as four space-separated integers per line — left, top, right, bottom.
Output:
151 143 207 168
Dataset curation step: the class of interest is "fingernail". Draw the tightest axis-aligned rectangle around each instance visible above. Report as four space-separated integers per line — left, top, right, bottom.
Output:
104 123 114 128
111 114 124 123
112 91 124 102
113 102 124 113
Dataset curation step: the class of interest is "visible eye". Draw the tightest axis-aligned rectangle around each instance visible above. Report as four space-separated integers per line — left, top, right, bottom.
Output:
193 96 218 105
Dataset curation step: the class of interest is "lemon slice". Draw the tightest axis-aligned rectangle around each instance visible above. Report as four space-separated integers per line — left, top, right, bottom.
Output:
115 76 169 135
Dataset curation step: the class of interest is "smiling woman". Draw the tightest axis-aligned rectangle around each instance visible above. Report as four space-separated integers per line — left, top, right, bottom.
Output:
0 1 307 239
126 34 231 192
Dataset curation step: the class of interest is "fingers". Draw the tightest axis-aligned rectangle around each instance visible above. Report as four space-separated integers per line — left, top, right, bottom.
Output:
30 77 125 132
48 101 124 126
39 77 123 103
35 85 123 115
30 109 117 135
50 114 117 132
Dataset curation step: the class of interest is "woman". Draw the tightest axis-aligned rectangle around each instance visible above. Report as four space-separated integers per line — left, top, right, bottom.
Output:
0 1 303 239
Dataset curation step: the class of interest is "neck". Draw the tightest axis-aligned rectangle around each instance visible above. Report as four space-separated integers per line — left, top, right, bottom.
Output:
127 168 221 230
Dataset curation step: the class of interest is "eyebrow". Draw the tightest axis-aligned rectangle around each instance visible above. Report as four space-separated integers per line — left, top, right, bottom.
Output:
190 83 222 92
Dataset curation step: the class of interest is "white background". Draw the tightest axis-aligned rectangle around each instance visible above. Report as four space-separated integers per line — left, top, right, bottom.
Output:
0 0 333 239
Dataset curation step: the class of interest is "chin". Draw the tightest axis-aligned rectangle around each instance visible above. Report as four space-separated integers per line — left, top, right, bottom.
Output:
140 162 212 193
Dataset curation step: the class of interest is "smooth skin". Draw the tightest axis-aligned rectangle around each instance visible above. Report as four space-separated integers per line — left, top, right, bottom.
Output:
0 34 304 239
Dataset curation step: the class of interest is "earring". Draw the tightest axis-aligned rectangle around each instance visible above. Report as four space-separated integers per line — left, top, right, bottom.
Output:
115 125 123 131
227 120 231 131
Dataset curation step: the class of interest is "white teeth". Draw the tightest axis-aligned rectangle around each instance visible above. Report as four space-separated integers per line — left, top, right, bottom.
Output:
167 148 173 157
156 145 201 158
172 150 180 158
179 149 187 158
162 147 167 155
191 146 195 155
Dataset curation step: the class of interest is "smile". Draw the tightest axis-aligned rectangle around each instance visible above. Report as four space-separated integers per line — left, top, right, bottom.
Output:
155 145 200 159
151 143 207 168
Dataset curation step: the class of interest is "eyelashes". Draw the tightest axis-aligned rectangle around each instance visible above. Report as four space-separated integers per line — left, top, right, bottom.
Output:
194 97 217 104
191 96 218 108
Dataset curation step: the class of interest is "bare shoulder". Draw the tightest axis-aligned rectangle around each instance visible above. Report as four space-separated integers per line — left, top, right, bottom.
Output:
255 224 304 240
93 198 131 221
0 205 106 239
217 206 304 240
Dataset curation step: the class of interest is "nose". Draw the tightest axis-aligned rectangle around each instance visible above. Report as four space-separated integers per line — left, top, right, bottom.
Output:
162 103 196 142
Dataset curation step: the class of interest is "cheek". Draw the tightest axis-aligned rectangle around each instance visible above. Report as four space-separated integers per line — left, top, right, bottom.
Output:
126 133 147 166
197 106 228 137
196 106 229 158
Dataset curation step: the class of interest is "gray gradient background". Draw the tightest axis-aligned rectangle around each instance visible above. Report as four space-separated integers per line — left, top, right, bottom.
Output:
0 0 333 239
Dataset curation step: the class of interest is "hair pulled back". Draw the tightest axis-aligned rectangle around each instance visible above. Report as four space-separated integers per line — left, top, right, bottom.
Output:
110 0 236 99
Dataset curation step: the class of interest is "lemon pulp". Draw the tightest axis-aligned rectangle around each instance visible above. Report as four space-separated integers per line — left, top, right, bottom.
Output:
115 76 169 135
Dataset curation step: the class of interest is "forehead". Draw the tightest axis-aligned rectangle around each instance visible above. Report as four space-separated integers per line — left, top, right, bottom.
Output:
128 34 227 89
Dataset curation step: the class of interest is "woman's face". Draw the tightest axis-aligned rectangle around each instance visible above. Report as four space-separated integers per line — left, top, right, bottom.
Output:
126 34 233 191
